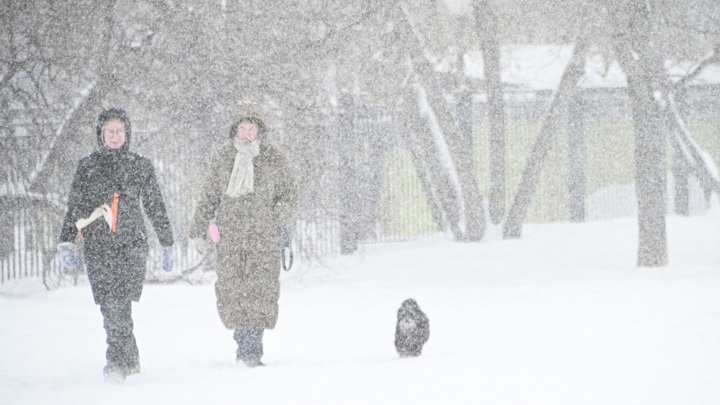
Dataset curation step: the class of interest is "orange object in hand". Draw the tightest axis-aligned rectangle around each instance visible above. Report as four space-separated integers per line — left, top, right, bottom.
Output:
110 192 119 233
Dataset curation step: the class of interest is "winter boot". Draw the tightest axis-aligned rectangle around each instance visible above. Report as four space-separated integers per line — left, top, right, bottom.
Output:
234 328 265 368
103 364 126 383
127 362 141 376
241 358 265 368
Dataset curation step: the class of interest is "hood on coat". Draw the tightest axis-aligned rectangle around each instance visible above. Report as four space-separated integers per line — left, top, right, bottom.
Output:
230 101 267 141
96 108 132 153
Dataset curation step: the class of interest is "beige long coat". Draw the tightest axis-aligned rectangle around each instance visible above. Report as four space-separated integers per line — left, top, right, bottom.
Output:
191 139 297 330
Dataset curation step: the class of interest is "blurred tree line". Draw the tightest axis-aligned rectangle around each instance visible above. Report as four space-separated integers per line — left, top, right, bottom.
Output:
2 0 719 271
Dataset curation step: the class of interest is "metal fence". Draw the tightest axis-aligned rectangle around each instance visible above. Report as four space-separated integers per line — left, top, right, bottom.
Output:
0 207 62 288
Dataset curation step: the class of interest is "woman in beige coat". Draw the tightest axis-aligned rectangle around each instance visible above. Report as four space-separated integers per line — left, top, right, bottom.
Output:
191 101 297 367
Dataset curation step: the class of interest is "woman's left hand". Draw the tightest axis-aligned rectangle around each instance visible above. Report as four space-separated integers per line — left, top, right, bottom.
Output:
208 224 221 243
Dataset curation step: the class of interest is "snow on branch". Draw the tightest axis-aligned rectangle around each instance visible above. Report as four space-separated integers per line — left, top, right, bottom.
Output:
412 78 464 218
670 46 720 91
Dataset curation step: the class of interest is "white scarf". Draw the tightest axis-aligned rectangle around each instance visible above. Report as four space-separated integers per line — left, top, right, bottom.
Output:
226 138 260 197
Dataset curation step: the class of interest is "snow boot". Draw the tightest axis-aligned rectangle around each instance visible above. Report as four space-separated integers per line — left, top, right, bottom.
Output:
127 362 141 376
241 358 266 368
103 364 126 383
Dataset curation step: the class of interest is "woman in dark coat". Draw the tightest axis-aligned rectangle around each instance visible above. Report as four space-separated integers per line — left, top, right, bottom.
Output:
57 108 174 382
190 101 297 367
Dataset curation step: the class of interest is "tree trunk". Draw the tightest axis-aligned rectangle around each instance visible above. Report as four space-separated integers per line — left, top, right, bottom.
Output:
666 94 720 200
395 120 448 233
397 4 485 241
630 88 667 267
503 39 588 239
337 94 361 255
671 113 691 216
667 89 690 214
612 0 667 267
567 88 586 222
393 85 462 238
473 0 506 225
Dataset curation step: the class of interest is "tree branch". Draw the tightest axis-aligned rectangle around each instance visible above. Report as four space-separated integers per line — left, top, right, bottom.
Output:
670 44 720 91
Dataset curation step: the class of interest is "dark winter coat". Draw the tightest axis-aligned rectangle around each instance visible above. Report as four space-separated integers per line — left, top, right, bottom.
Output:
59 114 173 304
190 137 297 330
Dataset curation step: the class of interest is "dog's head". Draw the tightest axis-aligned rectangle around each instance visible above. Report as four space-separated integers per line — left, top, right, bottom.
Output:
398 299 422 322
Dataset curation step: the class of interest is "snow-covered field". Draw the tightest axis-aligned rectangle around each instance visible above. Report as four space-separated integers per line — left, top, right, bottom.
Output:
2 208 719 405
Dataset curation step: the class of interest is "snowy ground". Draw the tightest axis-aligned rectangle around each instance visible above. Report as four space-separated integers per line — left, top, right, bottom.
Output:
2 208 720 405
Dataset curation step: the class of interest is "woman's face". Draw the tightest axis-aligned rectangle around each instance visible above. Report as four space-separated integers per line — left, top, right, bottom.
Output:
103 119 126 150
236 121 259 143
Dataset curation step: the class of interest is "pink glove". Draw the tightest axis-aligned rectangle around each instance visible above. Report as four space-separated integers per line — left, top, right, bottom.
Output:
208 224 221 243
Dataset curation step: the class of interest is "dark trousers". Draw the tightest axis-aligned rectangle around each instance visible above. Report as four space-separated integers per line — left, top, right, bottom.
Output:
233 328 264 362
99 300 139 371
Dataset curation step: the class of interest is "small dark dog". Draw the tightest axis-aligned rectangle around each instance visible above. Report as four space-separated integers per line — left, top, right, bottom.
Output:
394 299 430 358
